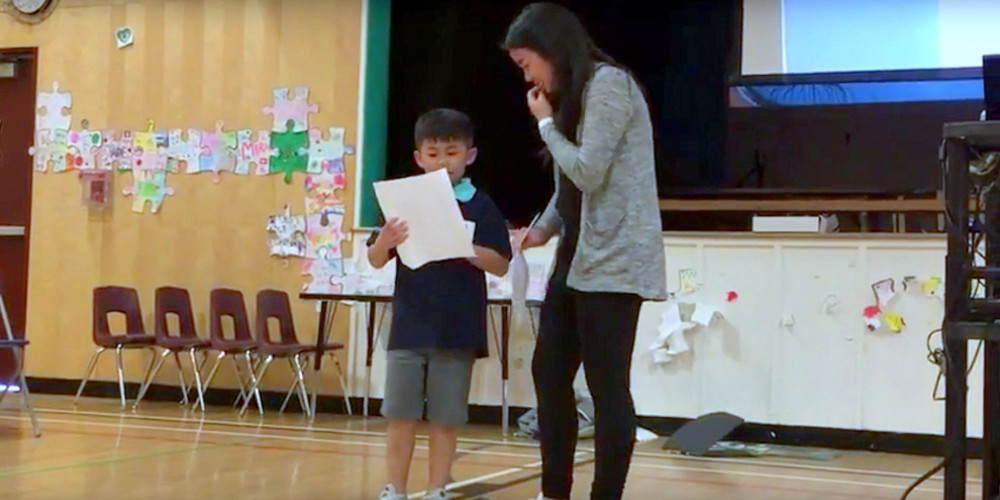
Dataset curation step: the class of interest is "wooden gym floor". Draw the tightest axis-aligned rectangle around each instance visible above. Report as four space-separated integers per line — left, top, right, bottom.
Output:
0 395 979 499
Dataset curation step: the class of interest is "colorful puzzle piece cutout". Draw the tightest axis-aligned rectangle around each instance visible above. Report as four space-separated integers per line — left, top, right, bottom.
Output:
132 121 166 171
97 130 134 171
302 258 344 294
167 129 202 174
36 81 72 132
269 129 308 184
197 121 237 181
263 86 317 133
307 127 348 173
266 205 307 257
304 167 348 214
123 168 175 213
47 129 72 173
29 130 63 172
305 209 345 265
236 130 272 176
67 121 103 171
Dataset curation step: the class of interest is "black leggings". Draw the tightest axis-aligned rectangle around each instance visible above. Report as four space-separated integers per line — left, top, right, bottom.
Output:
532 280 643 500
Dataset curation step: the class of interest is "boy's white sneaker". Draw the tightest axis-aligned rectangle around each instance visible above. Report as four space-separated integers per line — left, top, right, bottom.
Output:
379 484 406 500
423 488 448 499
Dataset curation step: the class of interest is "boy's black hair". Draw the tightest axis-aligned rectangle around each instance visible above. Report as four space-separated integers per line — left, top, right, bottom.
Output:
414 108 475 147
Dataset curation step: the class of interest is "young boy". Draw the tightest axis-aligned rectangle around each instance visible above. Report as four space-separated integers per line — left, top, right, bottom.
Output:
368 108 512 500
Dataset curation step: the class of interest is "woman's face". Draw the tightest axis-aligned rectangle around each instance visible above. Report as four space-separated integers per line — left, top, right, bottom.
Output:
508 48 554 92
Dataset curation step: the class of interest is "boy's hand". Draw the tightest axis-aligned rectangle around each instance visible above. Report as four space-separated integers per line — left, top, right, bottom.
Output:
376 218 408 249
469 245 510 277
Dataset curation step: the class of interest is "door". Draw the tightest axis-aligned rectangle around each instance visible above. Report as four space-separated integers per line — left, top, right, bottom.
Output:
0 48 37 382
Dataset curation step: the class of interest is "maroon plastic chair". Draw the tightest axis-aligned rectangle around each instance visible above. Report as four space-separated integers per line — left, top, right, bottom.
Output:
199 288 262 413
133 287 211 411
240 289 348 418
74 286 157 409
0 274 40 436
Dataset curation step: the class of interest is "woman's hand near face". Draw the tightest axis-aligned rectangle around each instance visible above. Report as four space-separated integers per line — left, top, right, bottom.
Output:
527 86 553 121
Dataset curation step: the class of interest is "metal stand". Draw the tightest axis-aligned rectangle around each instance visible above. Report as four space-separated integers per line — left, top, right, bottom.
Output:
942 121 1000 500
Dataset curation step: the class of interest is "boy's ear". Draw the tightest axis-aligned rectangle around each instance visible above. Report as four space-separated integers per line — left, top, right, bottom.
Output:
466 147 479 166
413 150 423 167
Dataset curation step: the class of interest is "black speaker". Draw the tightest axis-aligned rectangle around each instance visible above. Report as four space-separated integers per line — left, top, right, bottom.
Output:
987 54 1000 120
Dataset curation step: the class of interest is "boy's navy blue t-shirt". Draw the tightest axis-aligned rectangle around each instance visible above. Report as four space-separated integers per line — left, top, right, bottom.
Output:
367 188 512 358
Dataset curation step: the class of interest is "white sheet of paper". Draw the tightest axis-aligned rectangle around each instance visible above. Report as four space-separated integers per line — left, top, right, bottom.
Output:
657 303 683 343
691 303 717 326
373 169 475 269
652 347 674 364
666 327 690 355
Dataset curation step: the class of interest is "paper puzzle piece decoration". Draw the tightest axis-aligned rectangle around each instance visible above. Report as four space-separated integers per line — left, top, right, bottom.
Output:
302 258 344 294
307 127 348 173
47 129 71 173
871 278 896 308
167 129 202 174
269 129 308 183
67 120 103 171
266 205 307 258
724 290 738 302
198 122 237 180
922 276 942 295
304 168 348 214
155 131 172 172
98 130 134 171
263 86 317 133
132 120 166 171
678 268 699 295
36 81 72 131
325 258 395 296
123 169 175 213
862 305 881 331
29 130 53 172
236 130 272 176
305 209 345 261
253 131 272 175
884 312 905 333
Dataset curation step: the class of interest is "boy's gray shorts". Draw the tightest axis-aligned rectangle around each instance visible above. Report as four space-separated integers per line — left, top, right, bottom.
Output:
381 348 475 426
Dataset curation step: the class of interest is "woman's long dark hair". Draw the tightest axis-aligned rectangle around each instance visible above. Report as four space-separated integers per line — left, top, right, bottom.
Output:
503 3 618 143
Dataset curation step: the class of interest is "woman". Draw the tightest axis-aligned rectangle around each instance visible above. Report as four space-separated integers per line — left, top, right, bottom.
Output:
505 3 667 500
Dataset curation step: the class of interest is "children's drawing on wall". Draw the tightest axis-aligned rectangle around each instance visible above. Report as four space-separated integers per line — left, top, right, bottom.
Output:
267 205 307 258
122 169 174 214
28 81 352 234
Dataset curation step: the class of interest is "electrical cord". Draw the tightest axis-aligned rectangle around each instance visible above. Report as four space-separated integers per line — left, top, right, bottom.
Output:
900 459 946 500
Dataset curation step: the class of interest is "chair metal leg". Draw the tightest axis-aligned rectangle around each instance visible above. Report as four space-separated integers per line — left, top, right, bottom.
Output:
135 347 160 402
244 351 263 414
0 373 11 406
240 355 272 417
228 354 249 407
74 347 106 406
332 353 352 416
198 351 226 408
114 345 126 409
291 354 312 418
280 377 299 413
12 347 40 437
133 349 170 410
172 352 189 406
308 353 323 423
189 349 206 412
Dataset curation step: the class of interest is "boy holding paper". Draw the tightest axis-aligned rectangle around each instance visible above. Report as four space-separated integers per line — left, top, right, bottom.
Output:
368 108 512 500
